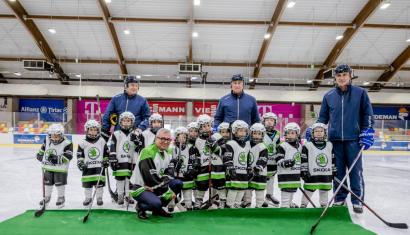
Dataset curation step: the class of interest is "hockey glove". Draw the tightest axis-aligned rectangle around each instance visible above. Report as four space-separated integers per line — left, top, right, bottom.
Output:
48 154 60 164
279 159 295 168
36 154 43 162
77 160 87 171
300 170 310 181
253 165 263 176
332 165 338 178
359 127 375 150
102 157 109 168
226 165 236 178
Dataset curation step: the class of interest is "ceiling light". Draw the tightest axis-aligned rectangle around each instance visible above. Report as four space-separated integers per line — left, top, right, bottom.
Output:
380 0 391 10
335 35 343 40
287 1 296 8
75 74 81 78
48 28 56 34
13 72 21 76
194 0 200 6
105 0 112 3
192 31 198 38
406 38 410 43
9 0 16 2
191 76 199 81
136 75 141 79
123 29 130 35
363 81 370 86
264 33 271 39
306 80 313 84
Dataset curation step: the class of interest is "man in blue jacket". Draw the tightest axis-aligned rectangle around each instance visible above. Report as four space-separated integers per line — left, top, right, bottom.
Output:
101 76 151 141
316 64 375 214
213 74 260 129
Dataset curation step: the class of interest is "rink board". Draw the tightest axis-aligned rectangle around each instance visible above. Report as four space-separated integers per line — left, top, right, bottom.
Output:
0 207 374 235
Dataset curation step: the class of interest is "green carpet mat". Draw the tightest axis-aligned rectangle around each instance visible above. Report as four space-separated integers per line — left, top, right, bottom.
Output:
0 207 374 235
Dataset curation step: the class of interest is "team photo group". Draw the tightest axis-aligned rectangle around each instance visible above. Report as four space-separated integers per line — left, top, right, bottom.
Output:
35 64 375 220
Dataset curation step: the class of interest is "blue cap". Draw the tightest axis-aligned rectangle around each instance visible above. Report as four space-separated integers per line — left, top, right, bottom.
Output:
231 74 244 82
334 64 352 75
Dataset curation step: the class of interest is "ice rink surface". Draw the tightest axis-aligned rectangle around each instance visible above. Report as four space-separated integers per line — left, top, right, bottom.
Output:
0 146 409 235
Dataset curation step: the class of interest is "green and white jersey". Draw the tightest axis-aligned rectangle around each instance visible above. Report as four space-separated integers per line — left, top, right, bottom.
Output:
78 137 107 182
277 142 302 189
41 137 72 173
172 144 191 178
113 130 135 164
142 129 156 147
302 142 333 190
249 143 268 177
264 130 280 176
195 137 211 182
225 140 251 189
130 144 172 187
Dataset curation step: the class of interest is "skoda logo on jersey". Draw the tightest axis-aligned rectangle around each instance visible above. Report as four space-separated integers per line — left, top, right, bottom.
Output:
159 168 164 176
203 145 211 155
316 153 328 167
123 141 130 153
238 152 248 166
248 152 255 165
88 147 100 160
46 148 57 157
293 152 301 164
40 106 48 114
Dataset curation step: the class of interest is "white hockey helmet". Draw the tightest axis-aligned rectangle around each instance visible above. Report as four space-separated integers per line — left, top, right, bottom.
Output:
84 119 101 140
231 120 249 134
197 114 212 126
175 126 189 137
250 123 265 143
187 121 199 130
119 111 135 130
217 122 230 132
149 113 163 124
284 122 300 135
311 123 327 142
48 123 64 144
262 112 277 121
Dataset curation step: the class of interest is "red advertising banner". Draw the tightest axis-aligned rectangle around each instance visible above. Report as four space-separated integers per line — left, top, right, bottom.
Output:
193 101 218 117
148 101 186 116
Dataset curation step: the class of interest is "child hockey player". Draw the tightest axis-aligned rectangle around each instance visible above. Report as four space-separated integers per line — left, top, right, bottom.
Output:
36 123 73 208
262 112 281 207
275 122 302 208
223 120 251 208
169 126 200 211
242 123 269 208
217 122 231 141
109 111 138 205
193 114 216 209
77 120 109 206
300 123 336 208
140 113 164 147
187 122 199 145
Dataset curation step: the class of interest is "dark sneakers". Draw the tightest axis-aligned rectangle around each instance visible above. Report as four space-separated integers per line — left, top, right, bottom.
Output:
353 204 363 214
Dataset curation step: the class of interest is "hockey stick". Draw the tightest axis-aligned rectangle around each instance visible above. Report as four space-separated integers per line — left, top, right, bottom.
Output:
34 169 46 217
299 187 317 208
96 94 117 203
83 167 105 223
310 146 365 234
334 177 408 229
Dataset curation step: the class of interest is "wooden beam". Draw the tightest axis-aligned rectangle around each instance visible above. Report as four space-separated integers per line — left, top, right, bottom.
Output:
96 0 127 75
3 56 410 71
251 0 287 89
369 45 410 91
3 1 69 84
311 0 381 88
2 13 410 29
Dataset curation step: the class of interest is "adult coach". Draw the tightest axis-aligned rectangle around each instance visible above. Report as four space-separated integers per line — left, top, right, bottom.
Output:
316 64 375 213
101 75 151 141
213 74 260 129
130 128 183 219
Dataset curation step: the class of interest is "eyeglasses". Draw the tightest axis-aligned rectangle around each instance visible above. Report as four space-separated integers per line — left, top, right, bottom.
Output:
157 137 172 142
